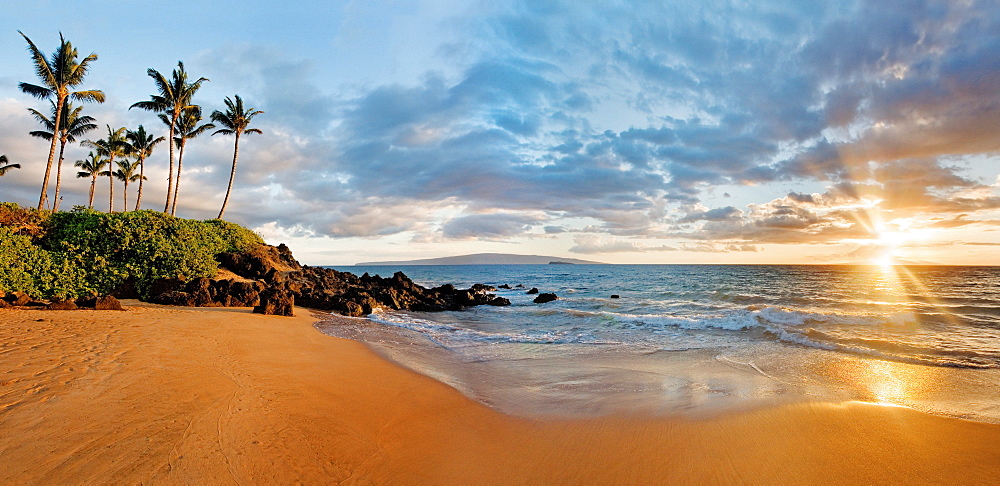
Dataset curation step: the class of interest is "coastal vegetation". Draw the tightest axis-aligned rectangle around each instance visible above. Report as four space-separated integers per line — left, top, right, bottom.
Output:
16 33 261 218
0 202 262 299
130 62 209 213
18 31 105 210
212 95 264 219
27 101 98 211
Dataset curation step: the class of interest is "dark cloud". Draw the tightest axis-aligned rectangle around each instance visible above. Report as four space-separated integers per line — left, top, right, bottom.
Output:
680 206 743 223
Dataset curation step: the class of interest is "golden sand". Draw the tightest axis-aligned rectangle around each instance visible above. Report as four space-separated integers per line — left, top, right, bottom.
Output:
1 302 998 484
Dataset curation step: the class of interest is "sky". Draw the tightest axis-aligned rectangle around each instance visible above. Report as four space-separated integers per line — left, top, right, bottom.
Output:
1 0 999 265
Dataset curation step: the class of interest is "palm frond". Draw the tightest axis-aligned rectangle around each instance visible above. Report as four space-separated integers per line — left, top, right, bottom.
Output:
29 130 54 140
62 103 98 141
74 152 108 176
210 111 233 126
0 163 21 176
71 90 106 103
244 128 263 135
71 52 100 82
130 99 164 112
26 106 54 127
127 125 166 158
19 31 56 89
148 68 175 100
66 118 99 140
188 123 216 138
210 95 264 135
18 82 52 100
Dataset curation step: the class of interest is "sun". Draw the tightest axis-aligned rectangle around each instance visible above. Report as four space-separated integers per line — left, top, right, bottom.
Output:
867 222 931 265
874 254 896 267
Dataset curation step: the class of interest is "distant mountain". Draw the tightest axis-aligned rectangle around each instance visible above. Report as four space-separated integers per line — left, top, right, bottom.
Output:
356 253 604 266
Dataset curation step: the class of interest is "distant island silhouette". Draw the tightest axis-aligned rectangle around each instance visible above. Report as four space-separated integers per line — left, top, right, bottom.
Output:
356 253 604 265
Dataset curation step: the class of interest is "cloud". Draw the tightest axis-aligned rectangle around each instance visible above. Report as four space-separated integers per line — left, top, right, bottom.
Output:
2 0 999 263
569 235 678 254
441 212 547 240
680 206 743 223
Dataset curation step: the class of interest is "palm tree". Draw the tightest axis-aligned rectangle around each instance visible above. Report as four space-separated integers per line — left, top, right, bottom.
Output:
111 159 144 211
0 155 21 176
165 106 214 216
74 151 107 208
125 126 165 211
211 95 263 220
84 125 129 212
28 101 98 210
18 32 105 210
130 61 208 213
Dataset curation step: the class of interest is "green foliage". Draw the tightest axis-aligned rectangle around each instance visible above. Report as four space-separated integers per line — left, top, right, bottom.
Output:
0 227 91 298
202 218 264 253
0 203 264 299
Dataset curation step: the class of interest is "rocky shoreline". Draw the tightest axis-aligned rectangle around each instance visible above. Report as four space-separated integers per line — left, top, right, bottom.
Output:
145 243 512 317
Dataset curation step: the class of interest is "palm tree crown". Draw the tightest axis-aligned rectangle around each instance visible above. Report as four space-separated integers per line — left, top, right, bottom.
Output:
18 31 105 209
0 155 22 177
28 101 98 144
211 95 263 220
130 61 208 213
74 151 108 208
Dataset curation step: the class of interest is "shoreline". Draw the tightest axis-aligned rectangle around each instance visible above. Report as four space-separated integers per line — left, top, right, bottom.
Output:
1 303 999 483
318 307 1000 424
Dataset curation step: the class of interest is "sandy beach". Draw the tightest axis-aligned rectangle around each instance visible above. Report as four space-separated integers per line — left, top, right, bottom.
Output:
1 303 999 484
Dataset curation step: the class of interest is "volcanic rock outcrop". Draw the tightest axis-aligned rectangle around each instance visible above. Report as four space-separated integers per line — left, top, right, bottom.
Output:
147 243 511 317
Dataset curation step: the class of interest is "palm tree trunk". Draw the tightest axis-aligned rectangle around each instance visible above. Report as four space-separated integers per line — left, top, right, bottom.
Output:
123 180 128 211
37 96 65 210
171 141 186 216
218 134 239 220
108 156 115 213
88 175 96 208
164 113 178 213
135 157 145 211
53 139 67 211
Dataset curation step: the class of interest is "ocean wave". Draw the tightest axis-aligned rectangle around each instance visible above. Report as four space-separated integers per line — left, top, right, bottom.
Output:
601 307 999 369
362 303 999 369
367 310 626 347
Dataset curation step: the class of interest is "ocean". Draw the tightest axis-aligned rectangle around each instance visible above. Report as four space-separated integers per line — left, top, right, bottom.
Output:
316 264 1000 421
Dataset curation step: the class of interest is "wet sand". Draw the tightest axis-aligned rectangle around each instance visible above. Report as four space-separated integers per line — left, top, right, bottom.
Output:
1 302 998 484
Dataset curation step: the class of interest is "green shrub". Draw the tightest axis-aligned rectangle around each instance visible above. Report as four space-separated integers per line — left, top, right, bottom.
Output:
0 202 266 299
203 218 265 253
41 210 265 297
0 227 91 299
